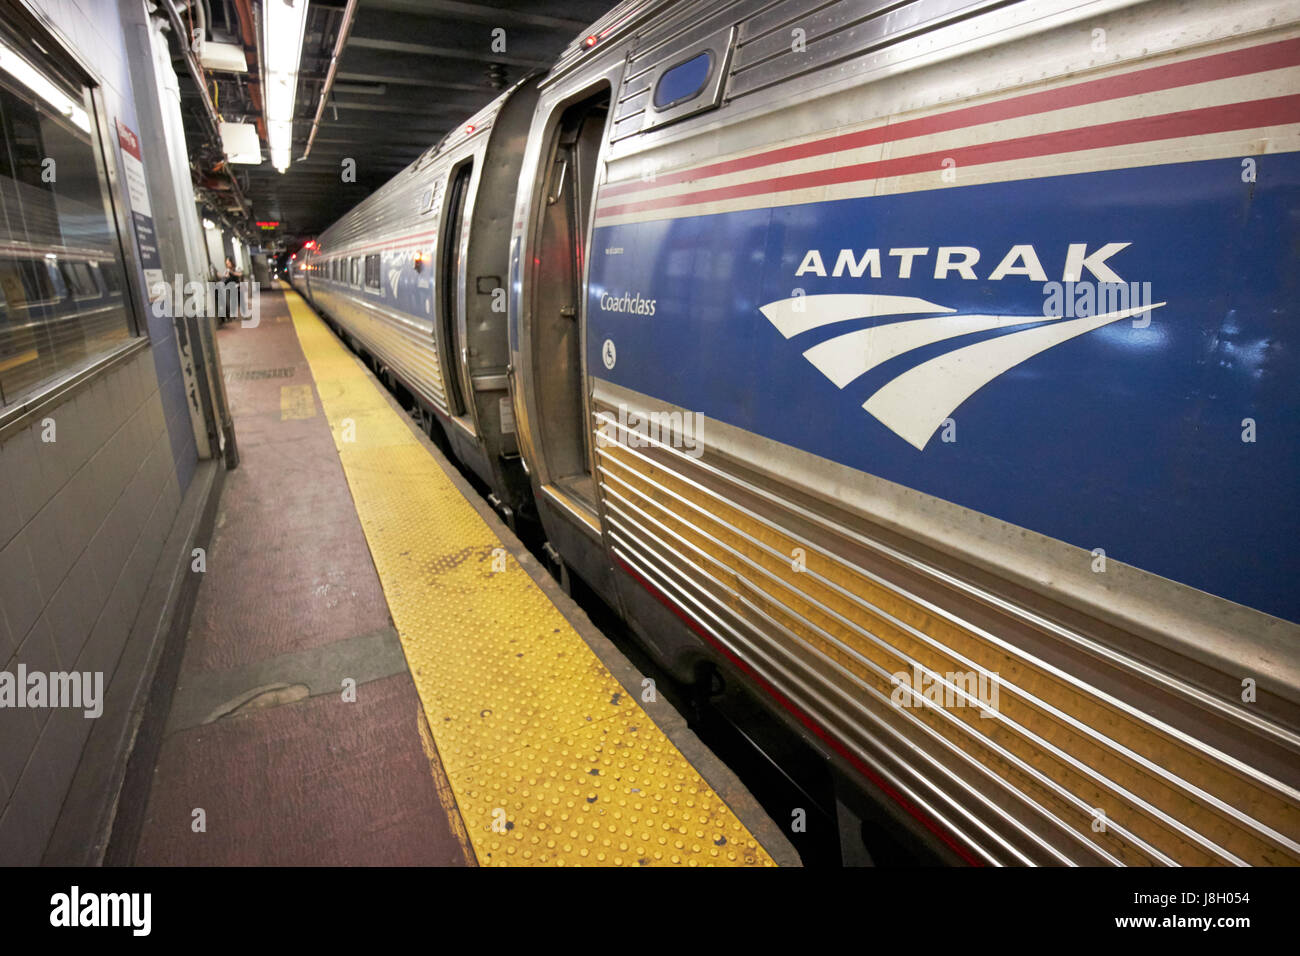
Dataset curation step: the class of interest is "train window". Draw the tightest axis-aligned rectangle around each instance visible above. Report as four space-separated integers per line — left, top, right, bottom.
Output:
364 254 380 291
652 51 713 110
351 257 360 286
98 260 123 293
527 85 610 506
613 25 735 140
0 27 135 409
44 260 69 300
19 260 55 302
61 260 99 298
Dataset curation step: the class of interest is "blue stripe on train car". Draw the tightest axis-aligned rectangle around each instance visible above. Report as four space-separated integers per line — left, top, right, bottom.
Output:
586 154 1300 623
374 249 434 318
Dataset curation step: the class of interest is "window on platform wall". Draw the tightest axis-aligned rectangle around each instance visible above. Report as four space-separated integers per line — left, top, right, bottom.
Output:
364 254 379 291
0 23 137 409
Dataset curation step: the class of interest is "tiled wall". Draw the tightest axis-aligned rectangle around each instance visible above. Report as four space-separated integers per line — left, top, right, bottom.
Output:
0 349 180 862
0 0 203 862
37 0 200 493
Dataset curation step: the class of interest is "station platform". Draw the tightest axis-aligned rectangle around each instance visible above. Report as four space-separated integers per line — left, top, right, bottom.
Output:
131 285 795 867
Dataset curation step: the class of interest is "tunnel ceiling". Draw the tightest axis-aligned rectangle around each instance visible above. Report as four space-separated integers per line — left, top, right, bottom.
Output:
174 0 623 245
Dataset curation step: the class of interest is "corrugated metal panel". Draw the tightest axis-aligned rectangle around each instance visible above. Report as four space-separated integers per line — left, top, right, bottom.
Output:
728 0 1010 99
592 395 1300 866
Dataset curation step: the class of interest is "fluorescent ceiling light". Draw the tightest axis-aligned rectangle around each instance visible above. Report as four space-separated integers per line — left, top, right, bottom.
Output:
0 36 90 133
262 0 310 173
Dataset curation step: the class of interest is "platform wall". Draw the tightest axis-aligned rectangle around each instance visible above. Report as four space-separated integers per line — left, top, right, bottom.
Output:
0 0 202 863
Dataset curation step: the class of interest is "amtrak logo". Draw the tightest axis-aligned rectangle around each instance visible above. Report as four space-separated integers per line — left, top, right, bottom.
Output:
759 293 1164 450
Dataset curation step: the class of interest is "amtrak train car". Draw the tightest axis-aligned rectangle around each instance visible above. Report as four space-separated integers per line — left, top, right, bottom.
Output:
287 251 309 299
296 77 543 521
504 0 1300 865
0 240 130 397
294 0 1300 866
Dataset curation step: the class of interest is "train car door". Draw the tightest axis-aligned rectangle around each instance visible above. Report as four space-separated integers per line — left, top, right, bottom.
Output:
527 86 609 510
440 159 476 426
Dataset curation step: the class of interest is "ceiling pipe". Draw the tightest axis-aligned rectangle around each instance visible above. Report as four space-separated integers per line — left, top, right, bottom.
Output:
301 0 358 161
232 0 266 141
160 0 253 221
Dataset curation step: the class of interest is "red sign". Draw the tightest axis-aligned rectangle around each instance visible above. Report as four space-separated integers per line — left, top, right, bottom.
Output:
116 119 141 160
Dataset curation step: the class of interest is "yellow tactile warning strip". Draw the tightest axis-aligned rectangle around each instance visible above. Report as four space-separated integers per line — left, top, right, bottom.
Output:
283 289 776 866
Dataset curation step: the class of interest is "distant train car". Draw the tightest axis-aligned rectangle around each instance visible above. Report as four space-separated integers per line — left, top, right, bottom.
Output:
287 250 309 297
502 0 1300 865
298 78 543 523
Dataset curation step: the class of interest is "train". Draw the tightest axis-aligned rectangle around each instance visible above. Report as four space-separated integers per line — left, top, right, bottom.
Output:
0 239 130 403
288 0 1300 866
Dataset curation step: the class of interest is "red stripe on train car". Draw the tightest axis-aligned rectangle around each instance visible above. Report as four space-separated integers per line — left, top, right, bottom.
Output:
596 94 1300 218
599 36 1300 203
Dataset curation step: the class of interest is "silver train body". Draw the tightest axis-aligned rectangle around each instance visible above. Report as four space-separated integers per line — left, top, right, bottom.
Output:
294 0 1300 865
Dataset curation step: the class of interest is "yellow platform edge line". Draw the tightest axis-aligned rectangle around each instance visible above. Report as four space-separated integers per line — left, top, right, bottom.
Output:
283 289 777 867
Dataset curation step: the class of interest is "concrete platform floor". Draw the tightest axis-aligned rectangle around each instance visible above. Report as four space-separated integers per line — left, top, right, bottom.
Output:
134 292 473 865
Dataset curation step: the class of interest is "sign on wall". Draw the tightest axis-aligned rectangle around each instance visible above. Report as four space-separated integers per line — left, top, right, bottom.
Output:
115 119 165 302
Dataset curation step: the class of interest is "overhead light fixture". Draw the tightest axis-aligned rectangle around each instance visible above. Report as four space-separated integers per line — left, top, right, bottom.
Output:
219 121 262 164
262 0 310 173
199 41 249 73
0 36 90 133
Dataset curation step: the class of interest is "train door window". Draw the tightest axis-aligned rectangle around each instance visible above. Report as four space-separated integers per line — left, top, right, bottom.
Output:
528 85 610 506
438 160 473 417
351 257 360 287
653 52 713 109
364 254 380 291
